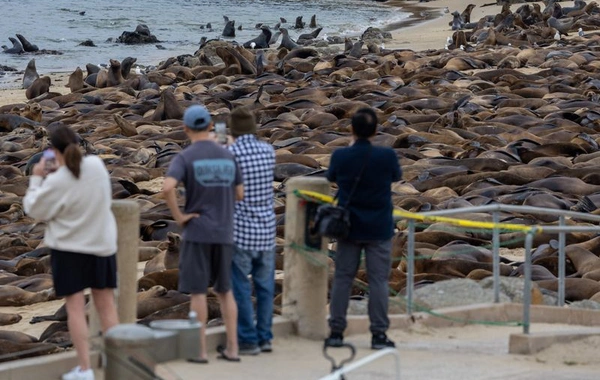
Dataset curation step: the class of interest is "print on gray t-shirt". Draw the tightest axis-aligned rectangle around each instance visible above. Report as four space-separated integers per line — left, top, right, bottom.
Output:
166 141 242 244
193 159 236 187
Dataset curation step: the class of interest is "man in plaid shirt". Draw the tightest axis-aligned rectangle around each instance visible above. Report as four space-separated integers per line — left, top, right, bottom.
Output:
227 106 276 355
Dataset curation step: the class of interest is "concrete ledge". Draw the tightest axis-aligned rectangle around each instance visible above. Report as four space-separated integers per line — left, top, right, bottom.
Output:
0 350 101 380
509 329 600 355
0 317 295 380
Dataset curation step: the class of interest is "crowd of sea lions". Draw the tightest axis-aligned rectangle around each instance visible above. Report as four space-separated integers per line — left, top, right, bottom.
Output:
3 0 600 362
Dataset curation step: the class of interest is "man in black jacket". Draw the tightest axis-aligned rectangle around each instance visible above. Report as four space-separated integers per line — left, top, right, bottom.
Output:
324 107 402 350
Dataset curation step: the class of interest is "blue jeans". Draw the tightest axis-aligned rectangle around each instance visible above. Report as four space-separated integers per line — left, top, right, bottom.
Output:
231 246 275 345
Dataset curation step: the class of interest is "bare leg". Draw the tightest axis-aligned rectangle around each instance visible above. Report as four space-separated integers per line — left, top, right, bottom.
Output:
190 293 208 360
91 288 119 333
65 291 91 370
216 290 238 358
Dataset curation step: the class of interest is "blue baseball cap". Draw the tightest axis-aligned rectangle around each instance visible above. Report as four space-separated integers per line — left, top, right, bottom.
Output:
183 105 212 130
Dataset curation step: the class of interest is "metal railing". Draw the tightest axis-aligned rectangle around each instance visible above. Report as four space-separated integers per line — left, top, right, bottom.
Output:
318 348 400 380
405 204 600 334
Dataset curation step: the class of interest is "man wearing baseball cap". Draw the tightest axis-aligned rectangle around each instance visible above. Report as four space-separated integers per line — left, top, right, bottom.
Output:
163 104 244 363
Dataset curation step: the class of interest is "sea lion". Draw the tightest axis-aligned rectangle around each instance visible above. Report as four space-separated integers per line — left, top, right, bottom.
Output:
25 76 51 100
279 28 299 50
0 330 36 343
309 14 317 28
137 287 190 319
67 67 85 92
450 11 464 31
222 20 236 37
107 59 124 87
0 286 54 306
298 27 323 42
294 16 305 29
151 89 184 121
565 246 600 280
2 37 24 54
138 268 179 291
121 56 137 79
0 340 59 361
15 34 39 52
536 278 600 301
243 25 272 49
22 59 39 89
0 313 22 326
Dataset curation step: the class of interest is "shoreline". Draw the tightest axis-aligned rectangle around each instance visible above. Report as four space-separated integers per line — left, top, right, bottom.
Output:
0 0 498 106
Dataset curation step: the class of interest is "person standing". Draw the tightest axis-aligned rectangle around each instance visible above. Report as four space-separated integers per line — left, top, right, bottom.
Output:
324 107 402 350
163 105 243 363
23 126 119 380
227 106 277 355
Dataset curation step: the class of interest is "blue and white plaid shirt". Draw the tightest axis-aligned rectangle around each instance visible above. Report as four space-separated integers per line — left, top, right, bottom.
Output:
228 134 276 251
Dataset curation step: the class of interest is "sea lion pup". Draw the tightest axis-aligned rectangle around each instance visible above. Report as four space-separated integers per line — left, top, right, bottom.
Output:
243 25 272 49
309 14 317 28
2 37 24 54
222 19 236 37
279 28 299 50
15 34 39 52
106 58 124 87
450 11 464 30
66 67 85 92
22 59 39 89
25 76 51 100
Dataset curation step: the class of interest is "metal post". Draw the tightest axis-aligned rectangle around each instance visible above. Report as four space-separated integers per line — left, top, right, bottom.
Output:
492 211 500 303
406 220 415 316
522 230 534 335
558 216 566 307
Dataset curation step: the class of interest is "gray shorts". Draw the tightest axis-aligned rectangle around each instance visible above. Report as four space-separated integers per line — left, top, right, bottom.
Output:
179 240 233 294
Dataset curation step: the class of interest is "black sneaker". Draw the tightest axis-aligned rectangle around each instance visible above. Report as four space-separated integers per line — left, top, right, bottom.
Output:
371 333 395 350
238 343 261 356
259 341 272 353
324 332 344 347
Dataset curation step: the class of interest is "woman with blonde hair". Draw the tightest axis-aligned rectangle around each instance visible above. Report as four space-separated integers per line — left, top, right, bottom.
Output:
24 126 119 380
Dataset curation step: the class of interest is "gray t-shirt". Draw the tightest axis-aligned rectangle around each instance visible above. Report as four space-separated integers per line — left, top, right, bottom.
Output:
166 140 242 244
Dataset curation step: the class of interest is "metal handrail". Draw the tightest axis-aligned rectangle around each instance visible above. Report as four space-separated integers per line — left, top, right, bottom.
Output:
318 348 400 380
402 203 600 334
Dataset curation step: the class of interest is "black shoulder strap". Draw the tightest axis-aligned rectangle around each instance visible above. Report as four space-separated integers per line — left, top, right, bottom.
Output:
337 145 372 207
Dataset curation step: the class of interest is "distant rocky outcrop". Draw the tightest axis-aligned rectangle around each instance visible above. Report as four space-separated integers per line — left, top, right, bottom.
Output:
116 24 160 44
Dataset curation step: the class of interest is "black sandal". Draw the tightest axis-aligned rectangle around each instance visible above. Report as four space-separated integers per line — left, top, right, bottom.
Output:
216 344 241 362
187 358 209 364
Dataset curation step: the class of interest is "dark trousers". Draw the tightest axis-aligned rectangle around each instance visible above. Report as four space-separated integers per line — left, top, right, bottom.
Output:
328 239 392 334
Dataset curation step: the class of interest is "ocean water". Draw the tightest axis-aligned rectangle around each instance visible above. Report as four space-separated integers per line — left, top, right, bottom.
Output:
0 0 408 76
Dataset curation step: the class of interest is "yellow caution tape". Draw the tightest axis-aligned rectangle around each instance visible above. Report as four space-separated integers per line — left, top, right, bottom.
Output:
296 189 539 233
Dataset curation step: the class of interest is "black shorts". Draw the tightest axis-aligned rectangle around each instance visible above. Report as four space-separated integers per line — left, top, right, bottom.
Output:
50 249 117 297
179 241 232 294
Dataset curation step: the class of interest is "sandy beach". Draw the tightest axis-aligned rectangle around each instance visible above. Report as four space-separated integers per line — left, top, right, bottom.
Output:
5 0 600 373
